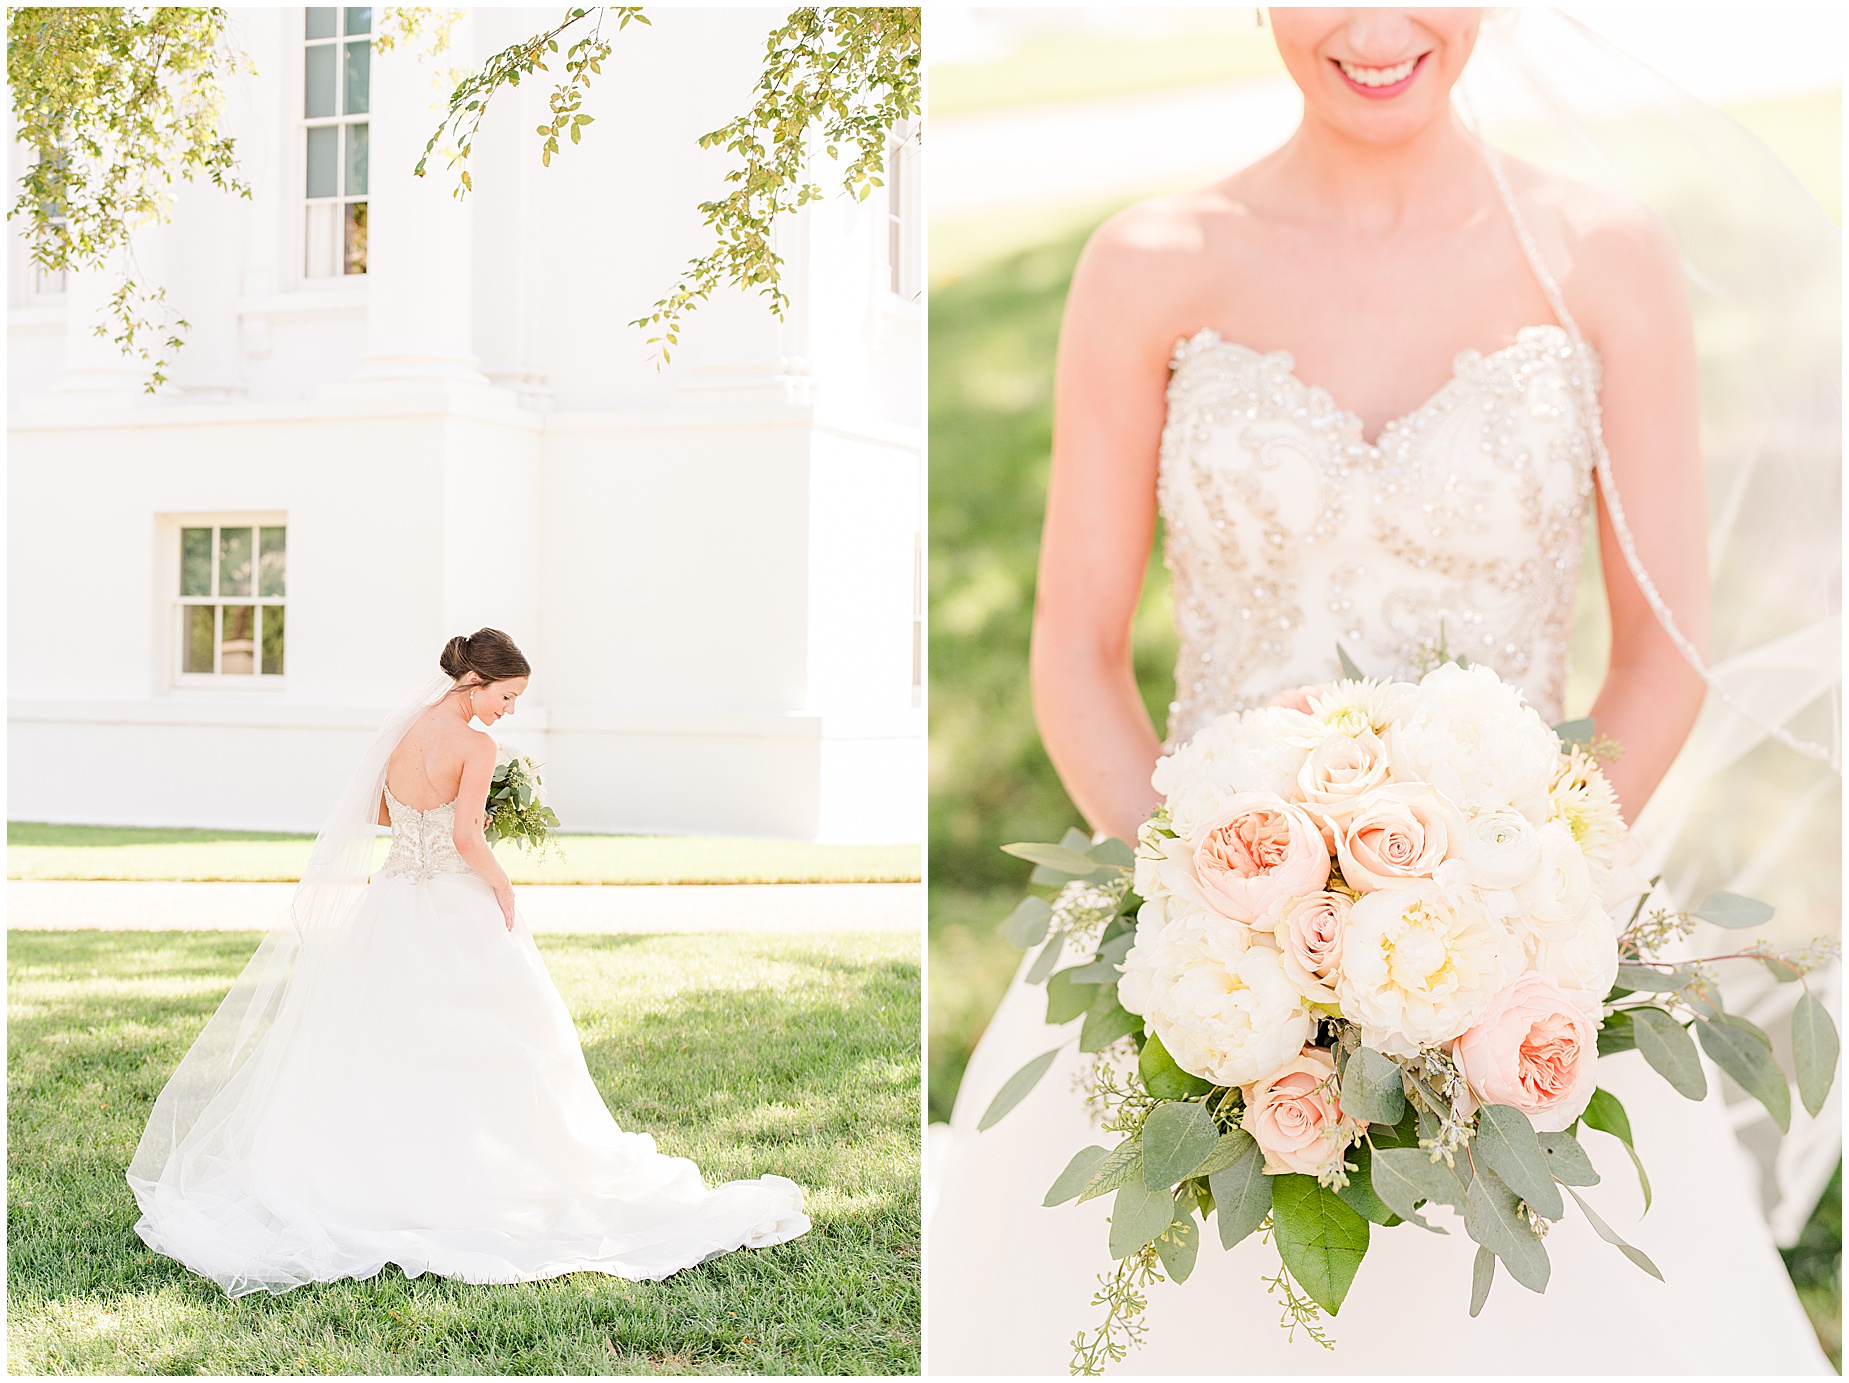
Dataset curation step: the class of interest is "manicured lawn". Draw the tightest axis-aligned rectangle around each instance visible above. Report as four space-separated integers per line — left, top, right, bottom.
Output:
8 928 919 1375
7 823 920 886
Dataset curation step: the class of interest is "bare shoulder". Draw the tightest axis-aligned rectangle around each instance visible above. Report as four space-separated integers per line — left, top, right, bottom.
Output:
1079 184 1253 306
458 725 496 766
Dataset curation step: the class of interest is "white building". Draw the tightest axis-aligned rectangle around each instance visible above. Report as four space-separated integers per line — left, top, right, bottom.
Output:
8 6 924 844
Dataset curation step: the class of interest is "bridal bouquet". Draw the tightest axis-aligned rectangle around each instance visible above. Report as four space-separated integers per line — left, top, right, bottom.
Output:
486 747 560 853
983 657 1841 1374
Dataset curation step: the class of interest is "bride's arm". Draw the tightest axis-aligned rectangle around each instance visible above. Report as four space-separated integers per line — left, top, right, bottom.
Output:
453 736 517 929
1031 215 1186 842
1574 207 1710 821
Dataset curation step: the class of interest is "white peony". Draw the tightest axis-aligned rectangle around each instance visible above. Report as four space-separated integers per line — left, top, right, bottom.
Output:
1514 820 1594 937
1514 899 1621 998
1153 706 1314 841
1336 862 1524 1056
1117 911 1315 1088
1386 662 1560 821
1458 808 1543 891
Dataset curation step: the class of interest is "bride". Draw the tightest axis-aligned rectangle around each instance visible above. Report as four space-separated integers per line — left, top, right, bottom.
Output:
927 9 1834 1375
128 628 810 1296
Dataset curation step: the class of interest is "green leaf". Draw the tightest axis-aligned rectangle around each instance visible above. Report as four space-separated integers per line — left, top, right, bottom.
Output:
1369 1147 1463 1229
1535 1130 1600 1187
1631 1007 1708 1100
1079 989 1143 1053
1044 967 1098 1024
1154 1205 1201 1283
1000 896 1052 948
1141 1101 1220 1189
1366 1103 1423 1150
977 1047 1061 1131
1474 1104 1563 1220
1553 717 1597 747
1580 1088 1652 1212
1138 1032 1213 1101
1463 1165 1550 1292
1696 1014 1790 1133
1086 836 1136 869
1469 1244 1496 1317
1025 931 1065 984
1598 1008 1637 1056
1339 1047 1407 1125
1077 1140 1143 1204
1565 1185 1663 1281
1044 1145 1109 1207
1792 989 1840 1118
1336 643 1366 681
1615 963 1693 992
1003 841 1101 876
1334 1142 1402 1227
1194 1128 1255 1178
1763 955 1804 984
1270 1174 1370 1315
1693 891 1775 929
1108 1179 1178 1259
1067 930 1134 984
1208 1136 1271 1249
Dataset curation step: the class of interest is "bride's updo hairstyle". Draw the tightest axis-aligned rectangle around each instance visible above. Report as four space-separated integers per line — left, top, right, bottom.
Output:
440 628 531 685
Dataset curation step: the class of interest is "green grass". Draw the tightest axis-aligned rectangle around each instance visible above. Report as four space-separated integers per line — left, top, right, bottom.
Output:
6 823 921 886
8 928 919 1375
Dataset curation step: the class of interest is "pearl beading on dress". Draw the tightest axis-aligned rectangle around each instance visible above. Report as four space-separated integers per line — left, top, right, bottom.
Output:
375 788 473 882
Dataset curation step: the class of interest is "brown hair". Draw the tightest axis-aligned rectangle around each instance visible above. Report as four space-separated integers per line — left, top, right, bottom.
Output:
439 628 531 685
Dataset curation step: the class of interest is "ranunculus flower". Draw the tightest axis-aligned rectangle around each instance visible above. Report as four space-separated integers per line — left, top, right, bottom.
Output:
1514 820 1594 936
1458 808 1543 891
1297 730 1394 832
1514 899 1620 998
1117 916 1313 1088
1386 662 1560 821
1241 1045 1362 1176
1273 891 1350 1007
1336 864 1523 1056
1453 974 1602 1132
1191 792 1331 928
1334 784 1463 893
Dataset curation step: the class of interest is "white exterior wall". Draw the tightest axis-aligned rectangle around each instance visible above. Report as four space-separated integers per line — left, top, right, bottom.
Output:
8 7 923 843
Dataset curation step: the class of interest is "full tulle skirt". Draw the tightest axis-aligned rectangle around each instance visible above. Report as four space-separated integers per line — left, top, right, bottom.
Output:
926 956 1831 1375
129 871 809 1296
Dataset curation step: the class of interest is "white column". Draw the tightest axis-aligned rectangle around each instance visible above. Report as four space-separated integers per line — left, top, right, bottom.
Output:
668 203 814 408
348 13 487 385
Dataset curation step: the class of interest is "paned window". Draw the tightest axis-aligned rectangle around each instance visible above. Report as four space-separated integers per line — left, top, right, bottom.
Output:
303 7 370 277
885 120 920 299
176 522 288 680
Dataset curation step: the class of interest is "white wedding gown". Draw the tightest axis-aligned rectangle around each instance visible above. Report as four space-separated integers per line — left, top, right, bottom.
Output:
129 787 809 1296
926 188 1832 1373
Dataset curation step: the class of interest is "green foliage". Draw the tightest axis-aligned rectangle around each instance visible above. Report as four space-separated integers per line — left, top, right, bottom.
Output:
631 7 921 362
1269 1175 1369 1315
6 6 251 390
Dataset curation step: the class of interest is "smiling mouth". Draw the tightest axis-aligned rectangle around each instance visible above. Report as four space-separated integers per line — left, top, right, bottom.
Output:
1332 52 1429 99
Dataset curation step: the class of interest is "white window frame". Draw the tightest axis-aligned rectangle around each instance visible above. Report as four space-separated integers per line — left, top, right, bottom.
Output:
300 6 372 281
162 513 290 691
884 119 921 302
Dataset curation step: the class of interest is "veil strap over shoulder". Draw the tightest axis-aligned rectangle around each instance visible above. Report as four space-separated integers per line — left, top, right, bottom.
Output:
128 674 457 1209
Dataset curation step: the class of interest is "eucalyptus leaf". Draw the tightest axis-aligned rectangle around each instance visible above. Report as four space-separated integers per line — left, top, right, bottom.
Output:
1003 841 1105 876
1001 895 1054 948
1270 1174 1370 1315
1696 1014 1790 1133
1067 930 1135 984
1195 1128 1256 1178
1109 1180 1180 1259
1763 956 1804 984
1792 989 1840 1118
1154 1205 1201 1283
1475 1104 1563 1220
1336 643 1366 681
1141 1101 1220 1189
977 1047 1061 1131
1598 1008 1637 1056
1614 964 1692 993
1580 1088 1651 1212
1469 1244 1496 1317
1208 1136 1271 1249
1044 967 1098 1025
1334 1142 1402 1228
1340 1047 1408 1126
1086 836 1136 870
1553 717 1596 747
1077 1140 1143 1204
1535 1130 1600 1187
1044 1145 1109 1207
1139 1032 1214 1101
1565 1185 1664 1281
1631 1007 1708 1100
1079 988 1144 1053
1371 1146 1467 1219
1463 1165 1550 1293
1025 930 1066 984
1693 891 1775 930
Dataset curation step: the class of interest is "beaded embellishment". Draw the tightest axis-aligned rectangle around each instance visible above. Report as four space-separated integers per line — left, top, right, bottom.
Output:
375 788 473 883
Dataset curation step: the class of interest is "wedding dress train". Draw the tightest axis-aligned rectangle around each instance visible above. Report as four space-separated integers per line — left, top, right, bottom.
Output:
129 787 809 1296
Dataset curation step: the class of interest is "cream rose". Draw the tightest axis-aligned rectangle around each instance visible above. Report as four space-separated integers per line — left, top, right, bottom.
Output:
1241 1045 1362 1176
1334 783 1463 893
1453 974 1603 1132
1297 730 1395 831
1192 792 1332 928
1336 864 1523 1056
1273 891 1350 1007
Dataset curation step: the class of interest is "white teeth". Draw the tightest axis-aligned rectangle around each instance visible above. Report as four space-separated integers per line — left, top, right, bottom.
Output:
1338 57 1418 88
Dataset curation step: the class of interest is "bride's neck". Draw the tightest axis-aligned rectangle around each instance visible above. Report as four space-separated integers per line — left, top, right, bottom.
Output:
1269 107 1484 233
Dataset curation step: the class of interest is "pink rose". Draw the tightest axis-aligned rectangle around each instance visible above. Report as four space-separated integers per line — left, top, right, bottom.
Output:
1192 792 1332 927
1267 683 1335 715
1334 783 1463 893
1273 891 1350 1006
1453 973 1602 1133
1241 1045 1362 1176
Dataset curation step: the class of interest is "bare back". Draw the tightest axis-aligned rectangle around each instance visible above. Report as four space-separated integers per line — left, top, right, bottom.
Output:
385 702 485 812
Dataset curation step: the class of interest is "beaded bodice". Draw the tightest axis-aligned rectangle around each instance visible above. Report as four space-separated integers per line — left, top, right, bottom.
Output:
1157 324 1601 745
375 787 472 883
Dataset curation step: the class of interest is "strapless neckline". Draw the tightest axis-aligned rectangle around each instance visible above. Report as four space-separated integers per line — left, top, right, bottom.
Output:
1174 324 1600 451
383 784 460 816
